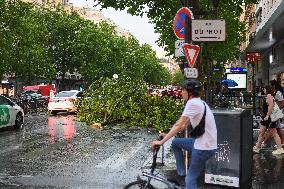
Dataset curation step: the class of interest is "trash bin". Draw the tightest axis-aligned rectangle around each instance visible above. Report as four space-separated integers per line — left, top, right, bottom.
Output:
204 108 253 188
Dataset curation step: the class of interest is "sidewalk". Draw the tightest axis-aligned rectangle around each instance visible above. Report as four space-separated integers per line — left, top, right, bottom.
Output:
139 130 284 189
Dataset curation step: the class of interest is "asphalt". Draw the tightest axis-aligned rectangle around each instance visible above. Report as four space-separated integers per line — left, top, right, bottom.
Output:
139 130 284 189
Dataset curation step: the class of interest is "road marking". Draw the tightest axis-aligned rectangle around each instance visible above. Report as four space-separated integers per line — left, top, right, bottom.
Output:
95 143 144 169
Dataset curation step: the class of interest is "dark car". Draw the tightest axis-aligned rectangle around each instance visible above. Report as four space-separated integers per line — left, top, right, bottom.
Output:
14 91 48 114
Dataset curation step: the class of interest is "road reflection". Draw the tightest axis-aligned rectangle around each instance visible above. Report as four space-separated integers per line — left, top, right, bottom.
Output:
253 153 284 184
48 115 76 144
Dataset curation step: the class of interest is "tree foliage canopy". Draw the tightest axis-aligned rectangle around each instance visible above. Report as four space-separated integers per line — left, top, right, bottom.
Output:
0 0 170 88
95 0 256 62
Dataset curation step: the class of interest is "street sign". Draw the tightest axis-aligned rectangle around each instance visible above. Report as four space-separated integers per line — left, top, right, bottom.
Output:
173 7 194 39
182 43 200 68
175 39 185 49
184 68 198 78
246 52 261 62
192 20 226 41
175 39 185 57
175 48 185 57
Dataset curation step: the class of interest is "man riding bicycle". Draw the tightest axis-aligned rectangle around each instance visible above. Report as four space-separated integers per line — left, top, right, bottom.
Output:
150 79 217 189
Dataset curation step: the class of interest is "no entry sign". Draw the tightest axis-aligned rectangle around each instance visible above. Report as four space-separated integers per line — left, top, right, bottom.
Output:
173 7 194 39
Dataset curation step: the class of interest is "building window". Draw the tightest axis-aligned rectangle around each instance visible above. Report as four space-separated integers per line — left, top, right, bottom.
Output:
269 51 273 64
255 7 262 26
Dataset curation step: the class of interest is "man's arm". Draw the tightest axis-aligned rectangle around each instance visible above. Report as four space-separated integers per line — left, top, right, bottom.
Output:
150 116 190 149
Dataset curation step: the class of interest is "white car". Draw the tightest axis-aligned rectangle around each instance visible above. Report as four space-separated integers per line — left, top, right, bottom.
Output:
48 90 83 115
0 95 24 129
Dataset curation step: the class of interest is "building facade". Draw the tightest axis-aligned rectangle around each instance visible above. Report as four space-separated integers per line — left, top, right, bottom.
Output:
159 57 179 75
22 0 72 9
75 7 132 38
242 0 284 89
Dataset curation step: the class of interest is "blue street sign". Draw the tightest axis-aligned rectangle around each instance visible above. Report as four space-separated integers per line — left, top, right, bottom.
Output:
173 7 194 39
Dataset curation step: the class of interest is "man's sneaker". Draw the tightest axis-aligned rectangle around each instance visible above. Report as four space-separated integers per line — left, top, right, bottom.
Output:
176 175 186 187
253 146 260 153
272 148 284 155
168 175 186 187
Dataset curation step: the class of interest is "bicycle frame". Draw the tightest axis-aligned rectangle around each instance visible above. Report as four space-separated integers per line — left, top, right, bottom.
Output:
142 172 183 189
141 144 183 189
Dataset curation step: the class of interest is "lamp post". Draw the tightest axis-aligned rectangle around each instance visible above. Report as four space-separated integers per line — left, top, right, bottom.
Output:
247 61 256 114
246 52 260 114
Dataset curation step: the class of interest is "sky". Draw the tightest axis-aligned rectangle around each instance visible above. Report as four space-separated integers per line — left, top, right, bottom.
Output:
70 0 167 57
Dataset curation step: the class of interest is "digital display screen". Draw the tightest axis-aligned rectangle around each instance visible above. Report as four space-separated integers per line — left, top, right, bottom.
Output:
226 73 247 89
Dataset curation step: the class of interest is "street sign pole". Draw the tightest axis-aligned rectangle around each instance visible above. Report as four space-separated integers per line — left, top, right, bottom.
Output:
252 62 256 115
184 0 191 73
184 0 191 175
185 0 192 45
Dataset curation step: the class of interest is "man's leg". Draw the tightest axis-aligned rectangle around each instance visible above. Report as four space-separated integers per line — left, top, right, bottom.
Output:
186 149 216 189
171 138 194 176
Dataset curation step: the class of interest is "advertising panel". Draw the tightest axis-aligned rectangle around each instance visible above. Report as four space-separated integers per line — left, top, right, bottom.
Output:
205 109 252 188
226 73 247 89
205 111 241 187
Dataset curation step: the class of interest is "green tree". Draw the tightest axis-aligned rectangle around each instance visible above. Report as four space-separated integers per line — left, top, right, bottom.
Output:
172 70 184 86
0 0 56 89
75 21 128 84
76 76 183 130
43 8 84 90
76 21 170 86
0 0 10 79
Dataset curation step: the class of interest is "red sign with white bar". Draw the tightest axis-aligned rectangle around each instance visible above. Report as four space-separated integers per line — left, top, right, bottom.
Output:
246 52 261 62
182 43 200 68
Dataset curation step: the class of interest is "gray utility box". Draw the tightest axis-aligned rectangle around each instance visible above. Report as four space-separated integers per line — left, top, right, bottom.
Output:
204 108 253 188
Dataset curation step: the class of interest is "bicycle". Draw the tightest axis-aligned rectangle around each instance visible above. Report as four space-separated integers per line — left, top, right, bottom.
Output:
124 137 184 189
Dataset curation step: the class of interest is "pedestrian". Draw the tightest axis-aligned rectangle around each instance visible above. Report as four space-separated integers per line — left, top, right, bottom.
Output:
261 80 284 147
253 84 284 155
150 79 217 189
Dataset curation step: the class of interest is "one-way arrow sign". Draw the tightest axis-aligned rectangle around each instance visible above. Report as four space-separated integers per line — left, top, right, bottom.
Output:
182 43 200 68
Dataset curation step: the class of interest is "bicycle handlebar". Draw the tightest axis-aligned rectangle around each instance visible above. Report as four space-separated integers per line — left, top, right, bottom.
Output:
157 135 164 141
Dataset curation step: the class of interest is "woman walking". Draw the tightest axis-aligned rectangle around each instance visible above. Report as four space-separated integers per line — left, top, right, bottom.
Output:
253 84 284 155
261 80 284 147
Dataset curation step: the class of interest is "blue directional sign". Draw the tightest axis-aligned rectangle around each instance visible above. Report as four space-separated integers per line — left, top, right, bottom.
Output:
173 7 194 39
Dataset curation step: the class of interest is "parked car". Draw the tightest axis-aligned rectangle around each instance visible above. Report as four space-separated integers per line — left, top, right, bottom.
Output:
157 89 168 97
172 87 182 99
23 84 56 98
150 89 159 96
48 90 83 115
13 90 48 114
0 95 24 129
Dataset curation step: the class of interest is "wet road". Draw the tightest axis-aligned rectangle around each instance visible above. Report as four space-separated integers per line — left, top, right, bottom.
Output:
251 130 284 189
0 114 157 189
1 114 284 189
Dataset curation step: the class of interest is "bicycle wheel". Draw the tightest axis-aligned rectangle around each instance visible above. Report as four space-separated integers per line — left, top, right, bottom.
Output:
124 180 155 189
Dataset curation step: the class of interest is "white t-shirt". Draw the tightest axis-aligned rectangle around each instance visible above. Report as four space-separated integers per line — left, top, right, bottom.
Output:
182 98 218 150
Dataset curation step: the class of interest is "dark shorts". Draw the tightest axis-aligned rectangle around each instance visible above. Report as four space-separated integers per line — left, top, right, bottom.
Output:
261 117 277 128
